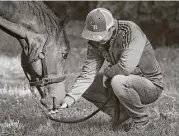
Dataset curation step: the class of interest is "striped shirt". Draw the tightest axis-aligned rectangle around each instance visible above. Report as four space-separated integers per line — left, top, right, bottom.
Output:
65 20 163 106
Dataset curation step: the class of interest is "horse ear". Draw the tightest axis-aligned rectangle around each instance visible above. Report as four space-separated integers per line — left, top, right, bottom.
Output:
59 14 70 28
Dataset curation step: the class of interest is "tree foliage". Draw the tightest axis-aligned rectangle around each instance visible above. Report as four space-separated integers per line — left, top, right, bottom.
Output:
45 1 179 47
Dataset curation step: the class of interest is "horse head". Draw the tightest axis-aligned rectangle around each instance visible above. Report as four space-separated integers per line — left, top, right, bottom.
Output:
0 1 70 111
21 28 69 111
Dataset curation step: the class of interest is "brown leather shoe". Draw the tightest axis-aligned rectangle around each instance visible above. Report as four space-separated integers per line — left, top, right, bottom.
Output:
123 115 150 132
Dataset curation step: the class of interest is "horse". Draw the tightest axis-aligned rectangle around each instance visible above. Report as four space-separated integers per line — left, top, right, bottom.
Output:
0 1 70 111
0 1 121 125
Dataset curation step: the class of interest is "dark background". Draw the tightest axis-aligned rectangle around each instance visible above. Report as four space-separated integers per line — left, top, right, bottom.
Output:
1 1 179 56
45 1 179 47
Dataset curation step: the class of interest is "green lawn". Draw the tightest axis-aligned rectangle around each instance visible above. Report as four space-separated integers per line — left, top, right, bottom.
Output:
0 21 179 136
0 46 179 136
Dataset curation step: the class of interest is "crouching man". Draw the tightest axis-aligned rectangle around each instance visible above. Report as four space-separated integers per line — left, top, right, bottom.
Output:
62 8 163 131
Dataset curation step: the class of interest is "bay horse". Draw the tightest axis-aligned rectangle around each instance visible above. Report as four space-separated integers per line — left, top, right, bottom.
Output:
0 1 69 111
0 1 119 124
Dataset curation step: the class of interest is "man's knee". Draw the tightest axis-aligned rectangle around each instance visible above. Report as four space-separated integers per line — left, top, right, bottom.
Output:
111 75 129 87
111 75 131 92
110 75 130 98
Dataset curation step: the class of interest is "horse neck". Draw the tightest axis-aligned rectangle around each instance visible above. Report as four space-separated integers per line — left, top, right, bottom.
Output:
0 1 61 34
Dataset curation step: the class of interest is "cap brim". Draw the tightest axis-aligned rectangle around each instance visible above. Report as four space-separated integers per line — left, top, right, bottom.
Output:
82 26 108 41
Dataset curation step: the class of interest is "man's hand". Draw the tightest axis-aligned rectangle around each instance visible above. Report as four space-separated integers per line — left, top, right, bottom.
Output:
60 102 68 108
48 102 68 114
104 65 111 77
104 65 115 78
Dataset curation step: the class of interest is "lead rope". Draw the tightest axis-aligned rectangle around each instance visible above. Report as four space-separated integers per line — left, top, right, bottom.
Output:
48 87 112 123
25 61 112 124
28 84 112 124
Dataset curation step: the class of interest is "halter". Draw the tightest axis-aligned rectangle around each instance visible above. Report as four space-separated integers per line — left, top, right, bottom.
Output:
21 28 114 124
22 31 67 87
28 51 66 87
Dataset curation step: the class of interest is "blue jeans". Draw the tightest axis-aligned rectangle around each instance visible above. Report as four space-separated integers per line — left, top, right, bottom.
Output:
83 73 163 119
111 74 163 118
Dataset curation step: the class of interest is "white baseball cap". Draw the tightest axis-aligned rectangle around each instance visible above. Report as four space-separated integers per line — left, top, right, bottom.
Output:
82 8 114 41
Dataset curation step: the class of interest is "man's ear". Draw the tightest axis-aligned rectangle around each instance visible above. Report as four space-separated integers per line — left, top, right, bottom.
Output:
111 26 116 31
109 26 116 33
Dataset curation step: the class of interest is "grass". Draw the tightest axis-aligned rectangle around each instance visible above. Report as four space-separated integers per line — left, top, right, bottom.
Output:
0 21 179 135
0 47 179 136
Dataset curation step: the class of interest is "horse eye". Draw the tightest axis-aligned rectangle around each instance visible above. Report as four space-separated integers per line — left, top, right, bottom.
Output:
62 53 68 59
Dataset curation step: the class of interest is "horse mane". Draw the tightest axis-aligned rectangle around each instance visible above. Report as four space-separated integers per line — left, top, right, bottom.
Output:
0 1 70 51
24 1 70 51
23 1 67 34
